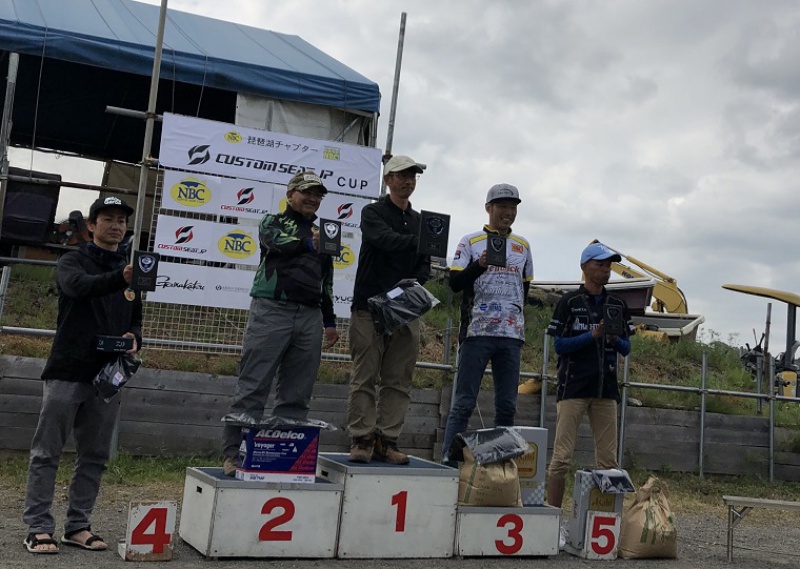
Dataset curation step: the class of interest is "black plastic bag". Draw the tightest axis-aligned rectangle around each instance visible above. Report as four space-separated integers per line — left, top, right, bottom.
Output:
93 353 141 402
367 278 440 335
448 427 531 466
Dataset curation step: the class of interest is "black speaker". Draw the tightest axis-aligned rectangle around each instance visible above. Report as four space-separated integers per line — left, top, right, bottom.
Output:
1 166 61 244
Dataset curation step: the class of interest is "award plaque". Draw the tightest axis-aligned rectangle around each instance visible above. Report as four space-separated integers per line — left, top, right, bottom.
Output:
319 219 342 255
485 235 507 266
603 304 627 336
418 210 450 257
131 250 160 291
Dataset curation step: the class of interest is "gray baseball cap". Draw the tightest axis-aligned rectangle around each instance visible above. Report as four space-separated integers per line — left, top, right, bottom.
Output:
384 155 424 175
486 183 521 204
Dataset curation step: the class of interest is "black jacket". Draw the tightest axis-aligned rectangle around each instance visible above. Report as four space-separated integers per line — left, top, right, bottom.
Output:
546 286 634 401
352 196 430 311
41 244 143 383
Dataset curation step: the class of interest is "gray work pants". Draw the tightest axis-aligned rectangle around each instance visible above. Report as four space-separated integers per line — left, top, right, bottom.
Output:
222 298 323 457
23 379 120 536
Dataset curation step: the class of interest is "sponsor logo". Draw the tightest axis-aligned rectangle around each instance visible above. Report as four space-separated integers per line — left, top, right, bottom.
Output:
237 187 255 205
333 244 355 269
511 243 523 254
336 203 354 220
187 145 211 165
334 294 354 303
175 226 194 244
171 178 212 206
323 147 341 160
224 131 242 143
454 250 461 260
155 276 205 290
215 284 250 293
218 229 257 259
255 430 306 440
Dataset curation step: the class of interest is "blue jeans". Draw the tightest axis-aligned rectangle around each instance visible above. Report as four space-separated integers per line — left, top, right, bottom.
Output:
441 336 523 460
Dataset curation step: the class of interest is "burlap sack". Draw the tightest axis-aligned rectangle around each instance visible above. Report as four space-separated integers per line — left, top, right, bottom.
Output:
457 447 522 507
618 476 678 559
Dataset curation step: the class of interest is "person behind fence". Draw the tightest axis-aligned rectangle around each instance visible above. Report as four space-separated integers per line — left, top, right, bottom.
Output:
22 197 142 554
545 242 634 544
220 171 339 476
346 154 431 465
440 184 534 466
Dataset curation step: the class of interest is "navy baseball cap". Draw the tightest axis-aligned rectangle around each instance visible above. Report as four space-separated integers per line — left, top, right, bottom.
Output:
580 242 621 264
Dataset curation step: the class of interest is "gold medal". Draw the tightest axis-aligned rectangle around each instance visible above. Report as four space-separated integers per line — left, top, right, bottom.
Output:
124 288 136 302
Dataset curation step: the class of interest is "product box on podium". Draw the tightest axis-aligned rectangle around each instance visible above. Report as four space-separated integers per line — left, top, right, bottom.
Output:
455 505 560 557
511 426 548 506
564 468 634 560
236 425 320 483
179 467 342 558
316 453 459 558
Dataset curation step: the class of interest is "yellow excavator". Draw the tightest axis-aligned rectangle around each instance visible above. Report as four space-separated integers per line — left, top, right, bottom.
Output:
590 240 689 314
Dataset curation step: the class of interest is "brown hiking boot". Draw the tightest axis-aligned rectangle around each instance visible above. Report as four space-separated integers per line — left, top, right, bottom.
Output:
222 456 238 477
348 435 374 463
374 436 410 465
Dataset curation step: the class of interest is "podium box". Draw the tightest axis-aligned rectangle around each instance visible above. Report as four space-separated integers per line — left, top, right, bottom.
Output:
179 467 342 558
564 469 631 559
317 453 459 558
455 505 560 557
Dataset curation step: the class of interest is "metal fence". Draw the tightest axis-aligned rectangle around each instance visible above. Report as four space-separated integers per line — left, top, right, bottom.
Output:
1 257 797 481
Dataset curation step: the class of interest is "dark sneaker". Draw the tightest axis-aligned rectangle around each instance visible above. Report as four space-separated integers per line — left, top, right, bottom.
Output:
348 435 374 463
222 456 238 477
374 436 410 465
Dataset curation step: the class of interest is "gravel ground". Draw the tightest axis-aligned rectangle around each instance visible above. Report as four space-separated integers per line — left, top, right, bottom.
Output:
1 478 799 569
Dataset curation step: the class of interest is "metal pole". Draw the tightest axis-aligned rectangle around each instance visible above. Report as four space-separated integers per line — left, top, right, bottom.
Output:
699 351 707 478
769 355 775 483
0 52 20 240
762 303 772 394
756 352 763 415
618 355 629 466
381 12 407 196
539 333 549 428
0 264 10 319
131 0 169 252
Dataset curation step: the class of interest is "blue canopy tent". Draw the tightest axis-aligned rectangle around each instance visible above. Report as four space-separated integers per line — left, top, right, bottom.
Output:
0 0 381 163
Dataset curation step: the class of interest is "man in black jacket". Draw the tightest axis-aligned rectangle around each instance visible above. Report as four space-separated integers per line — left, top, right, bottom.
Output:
346 155 431 464
23 197 141 554
545 242 634 546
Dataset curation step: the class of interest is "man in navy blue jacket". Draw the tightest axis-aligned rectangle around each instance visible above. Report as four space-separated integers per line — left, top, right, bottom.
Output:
545 242 634 519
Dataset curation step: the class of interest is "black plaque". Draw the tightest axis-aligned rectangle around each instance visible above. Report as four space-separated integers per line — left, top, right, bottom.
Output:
131 250 160 291
603 304 626 336
418 210 450 257
485 234 507 266
319 219 342 255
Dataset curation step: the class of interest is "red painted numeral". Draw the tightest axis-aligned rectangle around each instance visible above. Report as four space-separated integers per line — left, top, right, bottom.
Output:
130 507 171 554
391 490 408 532
590 515 618 555
258 497 295 541
495 513 524 554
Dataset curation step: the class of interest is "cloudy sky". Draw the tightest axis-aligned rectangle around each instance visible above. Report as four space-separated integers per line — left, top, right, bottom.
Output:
12 0 800 352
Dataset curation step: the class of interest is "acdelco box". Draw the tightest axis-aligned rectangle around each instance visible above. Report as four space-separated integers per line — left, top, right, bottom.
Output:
236 425 320 483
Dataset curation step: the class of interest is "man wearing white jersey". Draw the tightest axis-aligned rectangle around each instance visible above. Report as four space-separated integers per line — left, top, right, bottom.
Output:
441 184 533 464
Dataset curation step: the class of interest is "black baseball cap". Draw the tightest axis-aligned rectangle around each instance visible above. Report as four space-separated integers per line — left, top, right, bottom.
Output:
89 196 134 218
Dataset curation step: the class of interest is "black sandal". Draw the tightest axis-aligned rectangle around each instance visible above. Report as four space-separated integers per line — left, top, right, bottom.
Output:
61 527 107 551
23 532 60 554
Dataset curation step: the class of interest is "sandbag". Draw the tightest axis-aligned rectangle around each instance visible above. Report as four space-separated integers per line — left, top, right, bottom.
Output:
618 476 678 559
458 447 522 507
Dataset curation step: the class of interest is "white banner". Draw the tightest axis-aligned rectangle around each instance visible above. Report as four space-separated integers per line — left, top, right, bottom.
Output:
147 262 253 310
160 113 383 197
161 169 274 220
153 215 261 266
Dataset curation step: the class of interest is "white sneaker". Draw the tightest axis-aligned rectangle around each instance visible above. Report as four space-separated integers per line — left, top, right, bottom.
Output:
559 523 568 550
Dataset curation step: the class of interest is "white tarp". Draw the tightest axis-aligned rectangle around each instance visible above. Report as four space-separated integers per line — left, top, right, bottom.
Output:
159 113 383 197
